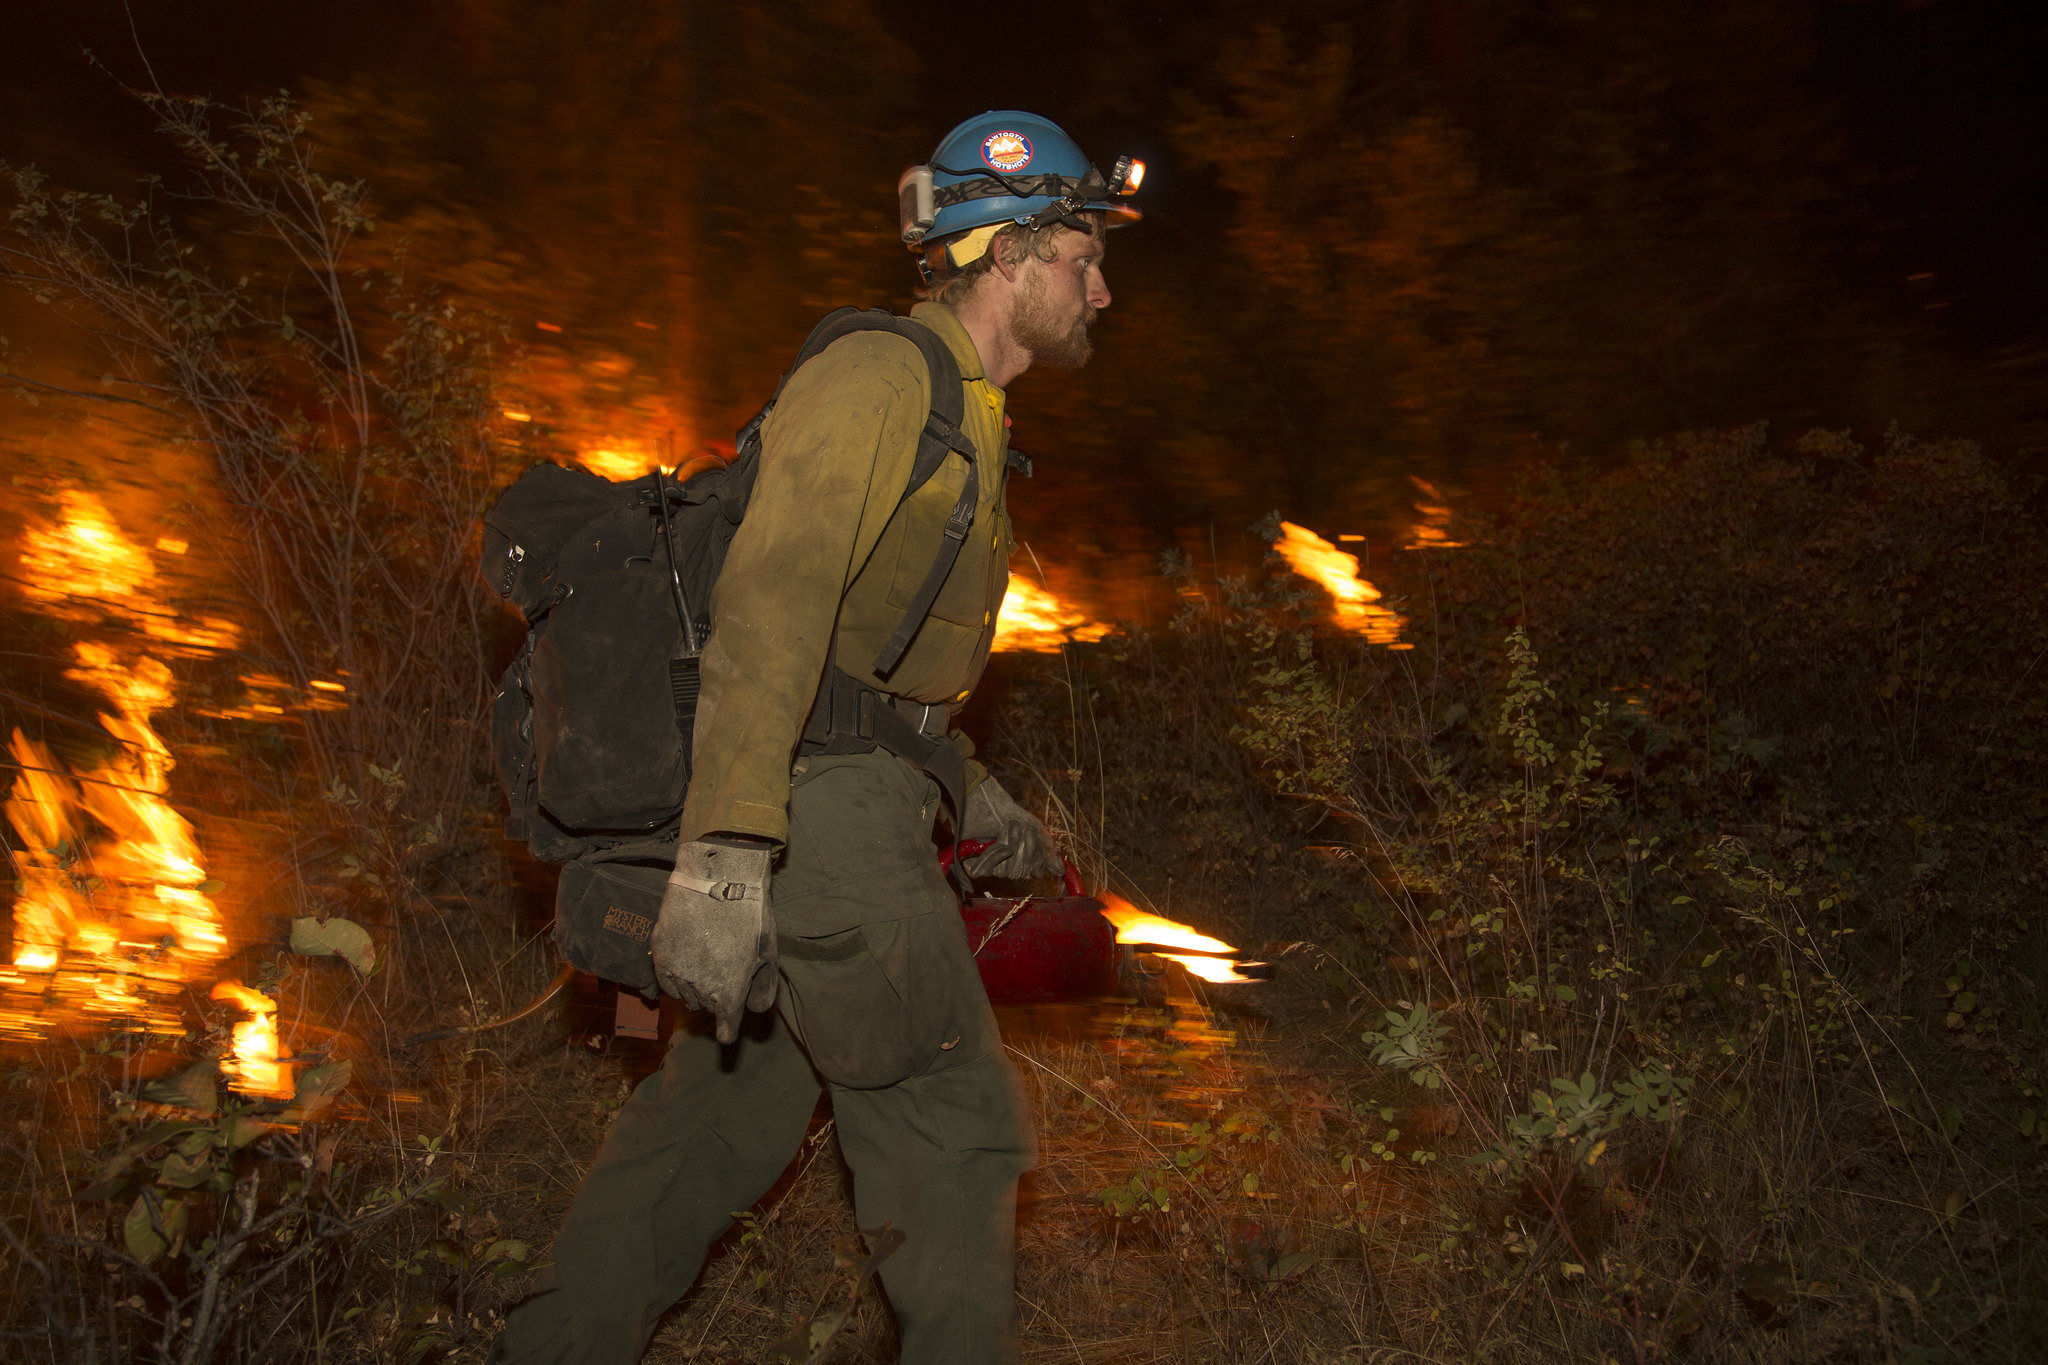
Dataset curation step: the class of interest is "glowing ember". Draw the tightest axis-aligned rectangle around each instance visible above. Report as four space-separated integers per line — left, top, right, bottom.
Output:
1 490 235 1039
210 980 291 1098
1403 477 1466 550
1272 521 1406 646
993 574 1112 653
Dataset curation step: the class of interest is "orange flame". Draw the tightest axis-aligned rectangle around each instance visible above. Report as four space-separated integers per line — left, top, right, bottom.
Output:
1403 477 1466 550
576 440 661 482
993 575 1112 653
1158 953 1263 985
18 489 241 653
1272 522 1407 646
1 490 234 1039
1099 893 1237 954
210 980 291 1098
4 733 87 975
1098 894 1261 984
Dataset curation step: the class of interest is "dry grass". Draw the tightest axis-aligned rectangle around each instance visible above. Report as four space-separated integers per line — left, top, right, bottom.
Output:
371 912 2041 1365
3 810 2042 1363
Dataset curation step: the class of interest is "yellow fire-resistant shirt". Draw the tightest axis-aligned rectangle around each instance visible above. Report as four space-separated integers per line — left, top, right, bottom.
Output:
677 302 1014 844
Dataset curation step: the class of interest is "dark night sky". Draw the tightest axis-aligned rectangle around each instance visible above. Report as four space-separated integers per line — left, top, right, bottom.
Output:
7 0 2041 349
1811 0 2048 353
5 0 2045 550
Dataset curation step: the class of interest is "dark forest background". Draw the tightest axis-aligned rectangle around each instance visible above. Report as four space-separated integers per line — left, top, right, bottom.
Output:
5 0 2044 560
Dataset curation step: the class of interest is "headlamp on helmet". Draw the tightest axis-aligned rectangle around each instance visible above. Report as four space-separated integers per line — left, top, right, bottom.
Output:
898 165 936 244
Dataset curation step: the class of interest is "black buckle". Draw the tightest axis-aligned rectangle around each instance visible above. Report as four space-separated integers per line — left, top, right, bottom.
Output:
924 412 976 458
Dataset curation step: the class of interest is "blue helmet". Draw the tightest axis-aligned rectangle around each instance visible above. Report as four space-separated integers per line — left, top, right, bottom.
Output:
898 110 1142 260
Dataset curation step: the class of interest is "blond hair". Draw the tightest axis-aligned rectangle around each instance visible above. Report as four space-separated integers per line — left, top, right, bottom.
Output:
914 213 1103 306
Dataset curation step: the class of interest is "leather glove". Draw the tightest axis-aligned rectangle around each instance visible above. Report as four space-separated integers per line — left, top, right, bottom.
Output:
958 777 1064 879
652 837 778 1044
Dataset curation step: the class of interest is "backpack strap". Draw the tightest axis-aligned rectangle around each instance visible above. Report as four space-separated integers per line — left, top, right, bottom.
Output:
733 307 983 679
869 324 977 677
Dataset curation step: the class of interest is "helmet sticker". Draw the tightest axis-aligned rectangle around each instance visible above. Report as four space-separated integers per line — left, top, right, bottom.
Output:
981 130 1034 174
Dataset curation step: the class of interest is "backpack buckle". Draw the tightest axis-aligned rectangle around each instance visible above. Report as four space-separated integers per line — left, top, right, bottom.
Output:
942 500 974 541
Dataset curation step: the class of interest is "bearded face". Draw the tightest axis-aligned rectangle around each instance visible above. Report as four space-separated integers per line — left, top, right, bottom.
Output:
1008 256 1098 370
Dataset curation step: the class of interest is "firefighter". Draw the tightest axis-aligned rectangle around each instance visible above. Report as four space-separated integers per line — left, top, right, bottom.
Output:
492 111 1141 1364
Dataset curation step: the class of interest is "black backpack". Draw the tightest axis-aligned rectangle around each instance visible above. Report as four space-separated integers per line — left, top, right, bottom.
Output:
481 308 988 990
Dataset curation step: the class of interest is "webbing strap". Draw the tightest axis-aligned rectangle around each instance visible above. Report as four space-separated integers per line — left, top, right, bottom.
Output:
872 436 1037 676
799 665 967 827
871 452 977 677
867 328 979 675
933 172 1092 207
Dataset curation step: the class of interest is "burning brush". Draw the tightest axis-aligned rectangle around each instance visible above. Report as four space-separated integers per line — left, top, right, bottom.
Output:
1271 521 1407 647
1 487 300 1094
992 573 1112 653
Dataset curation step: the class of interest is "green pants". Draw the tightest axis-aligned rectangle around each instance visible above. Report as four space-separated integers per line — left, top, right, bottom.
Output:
494 753 1032 1365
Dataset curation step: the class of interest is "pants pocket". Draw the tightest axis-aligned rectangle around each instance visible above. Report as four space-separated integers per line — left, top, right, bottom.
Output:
776 911 975 1090
777 752 954 938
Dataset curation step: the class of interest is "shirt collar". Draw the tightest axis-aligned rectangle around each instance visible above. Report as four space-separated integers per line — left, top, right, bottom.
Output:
909 301 989 386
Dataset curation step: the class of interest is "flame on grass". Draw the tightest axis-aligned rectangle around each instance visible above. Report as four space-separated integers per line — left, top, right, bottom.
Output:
993 575 1112 653
1272 521 1407 647
211 980 291 1098
1098 892 1261 985
17 490 241 653
0 489 274 1079
1403 477 1465 550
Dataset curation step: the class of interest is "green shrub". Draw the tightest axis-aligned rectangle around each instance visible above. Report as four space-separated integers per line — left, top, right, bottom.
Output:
986 426 2047 1361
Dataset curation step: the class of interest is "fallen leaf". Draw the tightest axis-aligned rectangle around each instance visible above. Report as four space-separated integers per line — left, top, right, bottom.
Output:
290 916 376 973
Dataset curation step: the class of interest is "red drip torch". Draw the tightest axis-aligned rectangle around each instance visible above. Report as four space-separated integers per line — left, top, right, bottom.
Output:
942 840 1121 1004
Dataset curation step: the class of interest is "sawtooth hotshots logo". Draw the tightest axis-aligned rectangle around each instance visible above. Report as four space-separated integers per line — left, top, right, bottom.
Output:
981 130 1034 173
